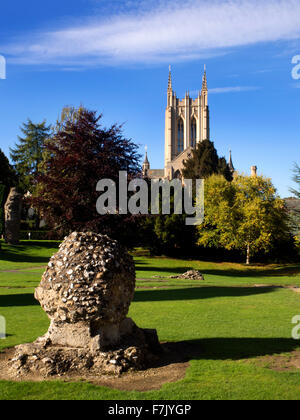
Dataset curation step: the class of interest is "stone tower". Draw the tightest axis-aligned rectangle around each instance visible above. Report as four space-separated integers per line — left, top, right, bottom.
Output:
228 150 235 177
164 66 210 179
142 147 150 177
251 166 258 177
142 66 239 181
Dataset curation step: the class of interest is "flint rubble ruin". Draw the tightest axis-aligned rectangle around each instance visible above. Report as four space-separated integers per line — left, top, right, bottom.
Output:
4 187 22 245
10 232 161 377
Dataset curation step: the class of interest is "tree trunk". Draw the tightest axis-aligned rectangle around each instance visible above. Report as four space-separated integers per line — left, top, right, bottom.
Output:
246 244 250 265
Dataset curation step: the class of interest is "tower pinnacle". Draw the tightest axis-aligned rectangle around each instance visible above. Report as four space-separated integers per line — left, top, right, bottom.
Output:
168 65 172 91
202 64 208 92
142 146 150 177
228 150 235 175
143 145 149 163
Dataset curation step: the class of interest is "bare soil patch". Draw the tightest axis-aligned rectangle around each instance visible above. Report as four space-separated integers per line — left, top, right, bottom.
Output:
253 285 300 294
256 350 300 372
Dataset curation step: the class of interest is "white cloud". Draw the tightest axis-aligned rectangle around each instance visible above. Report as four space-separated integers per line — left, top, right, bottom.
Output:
189 86 260 95
3 0 300 67
209 86 260 94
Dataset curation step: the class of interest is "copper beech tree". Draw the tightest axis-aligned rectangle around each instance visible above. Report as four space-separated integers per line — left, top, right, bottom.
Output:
32 108 141 245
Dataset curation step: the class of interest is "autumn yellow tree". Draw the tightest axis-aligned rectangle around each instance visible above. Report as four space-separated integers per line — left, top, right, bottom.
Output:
197 174 291 264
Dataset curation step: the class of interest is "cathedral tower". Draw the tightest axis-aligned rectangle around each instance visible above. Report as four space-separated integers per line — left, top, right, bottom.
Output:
164 66 210 179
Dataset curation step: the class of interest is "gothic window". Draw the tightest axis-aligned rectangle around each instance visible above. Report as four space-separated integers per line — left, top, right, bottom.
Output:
174 170 182 180
177 118 184 153
191 117 197 148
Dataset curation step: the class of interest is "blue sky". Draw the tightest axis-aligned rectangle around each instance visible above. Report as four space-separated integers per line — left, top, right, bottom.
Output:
0 0 299 197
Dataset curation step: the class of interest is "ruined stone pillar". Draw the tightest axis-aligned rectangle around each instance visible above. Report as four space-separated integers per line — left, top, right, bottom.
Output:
4 188 23 245
10 232 161 378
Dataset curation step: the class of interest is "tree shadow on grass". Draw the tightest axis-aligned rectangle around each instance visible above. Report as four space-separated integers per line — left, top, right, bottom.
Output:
134 286 276 302
157 337 300 368
202 265 300 278
0 249 50 265
135 260 300 278
0 294 38 307
0 241 60 266
155 337 300 371
139 265 300 278
21 241 61 248
0 286 276 308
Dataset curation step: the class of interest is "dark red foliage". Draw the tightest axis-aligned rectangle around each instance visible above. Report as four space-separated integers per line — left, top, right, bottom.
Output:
31 109 141 245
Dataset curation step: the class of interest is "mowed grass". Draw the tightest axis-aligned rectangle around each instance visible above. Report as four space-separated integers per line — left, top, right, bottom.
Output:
0 241 60 271
0 241 300 400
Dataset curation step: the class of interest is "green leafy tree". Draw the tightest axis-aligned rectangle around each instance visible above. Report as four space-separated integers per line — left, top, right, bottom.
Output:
10 120 51 193
136 180 197 256
0 149 17 247
153 213 196 256
0 148 16 187
182 139 233 181
289 163 300 246
152 138 233 256
54 106 85 132
197 174 290 264
290 163 300 199
0 184 6 239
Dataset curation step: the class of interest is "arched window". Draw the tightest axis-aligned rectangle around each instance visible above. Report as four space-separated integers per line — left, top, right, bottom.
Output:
177 119 184 153
191 118 197 148
174 170 182 180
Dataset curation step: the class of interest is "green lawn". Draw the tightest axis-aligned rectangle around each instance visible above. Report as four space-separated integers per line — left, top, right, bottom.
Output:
1 241 300 400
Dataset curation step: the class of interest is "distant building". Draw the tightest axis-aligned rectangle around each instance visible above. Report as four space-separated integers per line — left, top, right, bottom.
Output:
143 66 231 180
142 67 259 181
285 197 300 213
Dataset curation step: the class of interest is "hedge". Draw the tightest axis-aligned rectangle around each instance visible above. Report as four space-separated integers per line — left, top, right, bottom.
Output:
19 230 62 241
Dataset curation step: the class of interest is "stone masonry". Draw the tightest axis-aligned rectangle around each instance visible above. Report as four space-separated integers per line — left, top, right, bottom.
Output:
10 232 161 377
4 187 22 245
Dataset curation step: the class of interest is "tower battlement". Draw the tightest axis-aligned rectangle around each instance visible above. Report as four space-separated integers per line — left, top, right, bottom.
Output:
143 66 214 180
164 66 210 179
